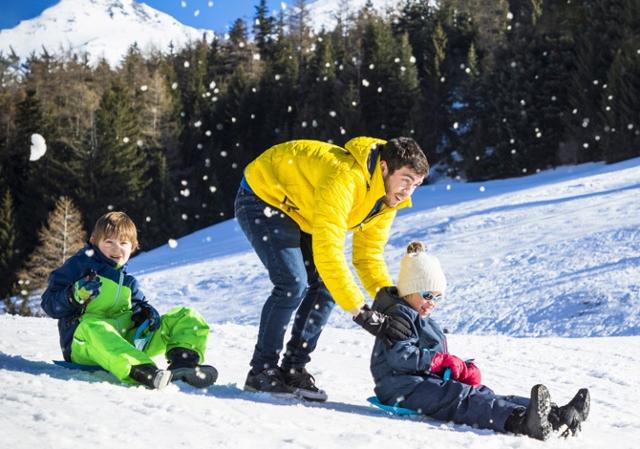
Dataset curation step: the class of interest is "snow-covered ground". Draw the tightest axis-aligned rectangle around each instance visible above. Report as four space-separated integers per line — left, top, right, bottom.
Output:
2 157 640 448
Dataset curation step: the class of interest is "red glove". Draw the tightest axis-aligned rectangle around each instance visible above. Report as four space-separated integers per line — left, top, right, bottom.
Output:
430 353 467 380
459 362 482 387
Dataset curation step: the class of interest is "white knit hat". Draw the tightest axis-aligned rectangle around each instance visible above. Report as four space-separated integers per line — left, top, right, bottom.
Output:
397 241 447 297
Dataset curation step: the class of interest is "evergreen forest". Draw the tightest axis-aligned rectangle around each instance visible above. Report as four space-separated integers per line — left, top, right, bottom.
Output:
1 0 638 302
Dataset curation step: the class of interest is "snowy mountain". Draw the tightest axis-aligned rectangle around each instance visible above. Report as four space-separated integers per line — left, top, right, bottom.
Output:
306 0 438 30
2 157 639 448
0 0 214 66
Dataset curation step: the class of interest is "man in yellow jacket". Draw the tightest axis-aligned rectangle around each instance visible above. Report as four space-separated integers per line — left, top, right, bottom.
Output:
235 136 429 401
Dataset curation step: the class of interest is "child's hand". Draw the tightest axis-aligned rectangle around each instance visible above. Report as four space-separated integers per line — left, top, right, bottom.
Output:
459 361 482 387
131 302 161 331
71 271 101 304
430 353 467 380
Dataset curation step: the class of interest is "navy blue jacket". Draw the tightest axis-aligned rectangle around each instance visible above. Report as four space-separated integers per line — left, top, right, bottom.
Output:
41 244 150 361
370 287 448 404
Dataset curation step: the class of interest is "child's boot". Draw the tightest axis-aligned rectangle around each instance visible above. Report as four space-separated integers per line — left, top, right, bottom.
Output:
166 347 218 388
129 364 172 389
549 388 590 437
505 384 553 440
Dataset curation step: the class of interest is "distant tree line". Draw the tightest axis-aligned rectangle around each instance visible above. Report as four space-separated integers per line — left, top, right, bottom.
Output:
1 0 638 304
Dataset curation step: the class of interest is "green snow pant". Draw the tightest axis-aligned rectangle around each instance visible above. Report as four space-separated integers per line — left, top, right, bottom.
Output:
70 306 210 383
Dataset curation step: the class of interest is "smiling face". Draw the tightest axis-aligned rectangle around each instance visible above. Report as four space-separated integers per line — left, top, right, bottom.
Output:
404 291 442 318
381 161 425 207
95 235 133 268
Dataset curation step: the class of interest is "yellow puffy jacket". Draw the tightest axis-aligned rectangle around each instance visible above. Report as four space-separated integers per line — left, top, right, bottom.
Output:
244 136 411 312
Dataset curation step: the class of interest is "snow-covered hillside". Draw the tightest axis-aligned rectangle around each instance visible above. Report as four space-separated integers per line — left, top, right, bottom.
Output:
0 0 213 66
131 156 640 338
1 157 639 448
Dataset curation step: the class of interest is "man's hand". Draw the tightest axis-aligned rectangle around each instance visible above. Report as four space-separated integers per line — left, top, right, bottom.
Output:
353 304 412 346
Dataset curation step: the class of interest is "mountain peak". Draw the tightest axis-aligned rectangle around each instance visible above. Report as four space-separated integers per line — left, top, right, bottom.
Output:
0 0 214 66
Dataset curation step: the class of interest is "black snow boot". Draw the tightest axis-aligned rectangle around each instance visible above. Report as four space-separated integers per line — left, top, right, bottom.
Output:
244 367 295 396
505 384 553 440
549 388 590 437
129 364 172 390
166 347 218 388
281 367 328 402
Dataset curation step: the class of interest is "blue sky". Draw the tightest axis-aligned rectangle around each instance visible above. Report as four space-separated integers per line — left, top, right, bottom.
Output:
0 0 285 32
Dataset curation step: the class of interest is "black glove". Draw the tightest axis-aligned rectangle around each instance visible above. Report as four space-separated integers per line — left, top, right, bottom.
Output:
131 302 161 331
353 304 412 346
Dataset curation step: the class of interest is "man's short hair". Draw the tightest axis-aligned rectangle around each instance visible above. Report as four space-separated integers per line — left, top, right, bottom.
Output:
379 137 429 177
91 211 139 249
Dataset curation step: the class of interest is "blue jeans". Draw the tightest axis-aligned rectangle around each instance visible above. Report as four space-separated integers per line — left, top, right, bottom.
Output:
234 188 336 372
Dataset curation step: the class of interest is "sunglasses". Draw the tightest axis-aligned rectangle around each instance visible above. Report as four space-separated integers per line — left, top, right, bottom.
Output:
421 291 443 302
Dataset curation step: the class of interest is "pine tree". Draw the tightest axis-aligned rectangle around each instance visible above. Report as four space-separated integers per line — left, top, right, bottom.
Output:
79 80 150 227
565 0 628 162
602 36 640 162
359 12 419 139
0 190 18 298
19 196 86 290
254 0 276 62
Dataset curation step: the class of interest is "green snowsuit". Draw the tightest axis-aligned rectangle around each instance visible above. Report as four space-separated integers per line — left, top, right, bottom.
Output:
41 244 210 383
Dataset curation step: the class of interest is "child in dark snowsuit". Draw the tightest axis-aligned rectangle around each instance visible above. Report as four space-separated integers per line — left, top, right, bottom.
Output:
370 241 590 440
42 211 218 389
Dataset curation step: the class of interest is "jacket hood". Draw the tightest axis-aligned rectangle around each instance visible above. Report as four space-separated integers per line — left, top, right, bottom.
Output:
344 136 387 177
372 286 416 317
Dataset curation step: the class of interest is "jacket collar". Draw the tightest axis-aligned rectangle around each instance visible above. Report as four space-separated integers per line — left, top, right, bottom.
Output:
372 286 414 315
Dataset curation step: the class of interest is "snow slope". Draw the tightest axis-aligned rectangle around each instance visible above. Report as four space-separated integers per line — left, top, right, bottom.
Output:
0 0 213 66
2 157 640 448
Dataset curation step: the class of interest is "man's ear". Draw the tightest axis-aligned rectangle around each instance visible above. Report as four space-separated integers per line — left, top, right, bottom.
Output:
380 159 389 177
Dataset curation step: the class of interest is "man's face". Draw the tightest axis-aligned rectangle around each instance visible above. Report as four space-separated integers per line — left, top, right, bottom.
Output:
381 162 425 207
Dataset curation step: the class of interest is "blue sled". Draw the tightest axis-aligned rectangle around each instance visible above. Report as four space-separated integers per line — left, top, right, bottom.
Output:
366 396 420 416
53 360 106 372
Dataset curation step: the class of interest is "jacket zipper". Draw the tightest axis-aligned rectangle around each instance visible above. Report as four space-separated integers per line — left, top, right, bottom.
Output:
112 271 124 310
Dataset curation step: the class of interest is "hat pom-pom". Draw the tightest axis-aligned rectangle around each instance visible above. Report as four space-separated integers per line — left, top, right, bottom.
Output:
406 241 425 255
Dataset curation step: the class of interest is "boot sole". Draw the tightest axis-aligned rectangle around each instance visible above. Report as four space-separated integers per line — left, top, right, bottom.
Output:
527 384 553 440
244 384 327 402
290 387 328 402
171 366 218 388
574 388 590 421
153 370 173 390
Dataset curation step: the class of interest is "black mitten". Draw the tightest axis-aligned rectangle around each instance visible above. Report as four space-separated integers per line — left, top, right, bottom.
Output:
353 304 412 346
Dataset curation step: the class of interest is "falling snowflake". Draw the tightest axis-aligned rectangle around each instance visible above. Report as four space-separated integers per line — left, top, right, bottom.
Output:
168 239 178 248
194 9 200 16
140 85 148 91
171 82 178 90
29 133 47 161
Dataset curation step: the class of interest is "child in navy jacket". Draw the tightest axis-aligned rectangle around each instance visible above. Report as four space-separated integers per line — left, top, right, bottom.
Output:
370 241 590 439
42 211 217 389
